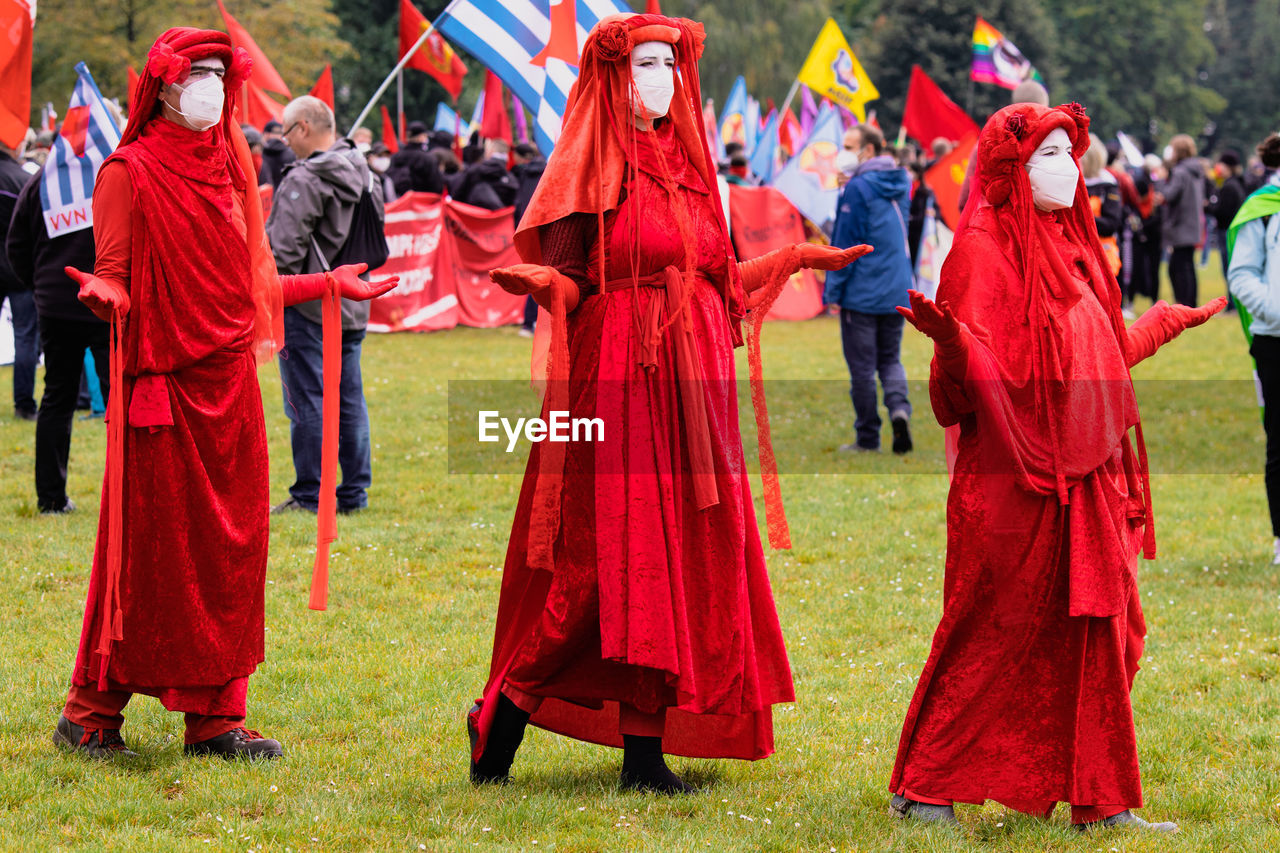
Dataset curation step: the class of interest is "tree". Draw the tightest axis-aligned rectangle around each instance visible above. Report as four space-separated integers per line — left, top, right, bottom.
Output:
30 0 351 126
1203 0 1280 155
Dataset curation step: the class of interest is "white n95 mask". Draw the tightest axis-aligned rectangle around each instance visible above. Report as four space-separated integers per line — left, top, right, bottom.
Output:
1025 128 1079 211
173 76 225 131
630 41 675 121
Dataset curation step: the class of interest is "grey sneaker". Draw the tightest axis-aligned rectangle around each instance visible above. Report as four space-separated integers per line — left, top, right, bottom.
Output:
271 497 316 515
53 715 138 758
889 793 958 824
1075 809 1178 833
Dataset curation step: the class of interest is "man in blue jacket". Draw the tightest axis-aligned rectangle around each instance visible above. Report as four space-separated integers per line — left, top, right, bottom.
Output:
824 124 914 453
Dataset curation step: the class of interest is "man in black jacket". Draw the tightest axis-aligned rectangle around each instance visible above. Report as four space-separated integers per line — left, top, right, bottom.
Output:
1 140 39 422
1209 150 1247 280
6 167 109 512
258 119 296 188
453 138 517 210
387 120 442 196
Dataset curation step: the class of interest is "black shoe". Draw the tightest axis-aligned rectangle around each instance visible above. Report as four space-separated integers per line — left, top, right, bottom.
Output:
1074 809 1178 833
184 727 284 760
52 715 138 758
619 735 696 794
337 504 365 516
468 696 529 785
889 793 958 824
890 412 913 454
40 498 76 515
271 497 316 515
15 407 37 422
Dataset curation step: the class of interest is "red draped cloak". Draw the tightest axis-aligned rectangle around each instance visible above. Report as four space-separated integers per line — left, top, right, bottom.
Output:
890 104 1156 814
474 118 794 760
70 118 270 712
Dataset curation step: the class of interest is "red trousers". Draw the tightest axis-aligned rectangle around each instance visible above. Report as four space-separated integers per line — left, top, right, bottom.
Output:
64 676 248 745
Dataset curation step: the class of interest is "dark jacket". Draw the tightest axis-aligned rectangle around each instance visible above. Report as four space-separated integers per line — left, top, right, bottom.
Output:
1161 157 1205 248
266 138 385 330
387 142 442 196
258 137 296 188
453 156 518 211
5 168 101 322
0 151 30 295
823 155 914 314
1085 174 1124 237
511 156 546 225
1208 173 1247 230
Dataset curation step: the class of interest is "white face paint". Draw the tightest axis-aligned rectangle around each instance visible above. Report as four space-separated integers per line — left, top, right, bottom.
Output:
1024 127 1079 211
166 59 226 132
630 40 675 122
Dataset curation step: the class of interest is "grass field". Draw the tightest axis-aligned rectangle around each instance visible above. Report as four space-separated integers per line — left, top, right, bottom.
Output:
2 261 1278 852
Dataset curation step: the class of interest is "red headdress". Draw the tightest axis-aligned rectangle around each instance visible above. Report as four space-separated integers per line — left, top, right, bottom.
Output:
123 27 283 364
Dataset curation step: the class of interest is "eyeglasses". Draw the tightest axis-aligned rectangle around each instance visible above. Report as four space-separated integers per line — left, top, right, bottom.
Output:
281 122 302 139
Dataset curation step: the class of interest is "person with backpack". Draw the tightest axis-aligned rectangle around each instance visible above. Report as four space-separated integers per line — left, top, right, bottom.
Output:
266 95 389 515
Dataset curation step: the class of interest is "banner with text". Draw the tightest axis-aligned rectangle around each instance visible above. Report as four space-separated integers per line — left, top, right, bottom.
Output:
728 184 824 321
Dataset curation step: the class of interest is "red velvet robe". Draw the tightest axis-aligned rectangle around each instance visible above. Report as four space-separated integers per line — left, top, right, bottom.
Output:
475 123 794 760
890 206 1148 813
70 120 268 711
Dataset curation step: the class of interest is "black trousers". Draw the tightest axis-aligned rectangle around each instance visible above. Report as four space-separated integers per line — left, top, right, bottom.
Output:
1252 334 1280 537
35 317 110 511
1167 245 1198 306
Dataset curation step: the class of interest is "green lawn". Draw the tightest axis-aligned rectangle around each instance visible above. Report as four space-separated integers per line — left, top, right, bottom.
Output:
2 260 1278 852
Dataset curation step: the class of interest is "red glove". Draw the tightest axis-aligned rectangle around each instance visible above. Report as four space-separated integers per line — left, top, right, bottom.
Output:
280 263 400 307
1124 296 1226 367
795 242 873 271
67 266 129 322
490 263 580 313
897 289 966 363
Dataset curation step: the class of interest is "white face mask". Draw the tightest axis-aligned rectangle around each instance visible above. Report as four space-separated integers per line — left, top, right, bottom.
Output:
1024 127 1079 211
836 149 860 176
370 156 391 173
630 41 675 122
171 75 225 131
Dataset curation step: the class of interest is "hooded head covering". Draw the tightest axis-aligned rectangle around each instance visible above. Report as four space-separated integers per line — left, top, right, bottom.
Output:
121 27 282 363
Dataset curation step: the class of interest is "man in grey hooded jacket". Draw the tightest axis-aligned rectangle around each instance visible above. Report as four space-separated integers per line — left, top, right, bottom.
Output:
266 95 385 514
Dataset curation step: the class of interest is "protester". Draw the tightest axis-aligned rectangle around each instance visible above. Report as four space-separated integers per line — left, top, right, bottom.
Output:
826 124 913 454
1159 134 1205 306
1226 154 1280 563
387 120 443 195
258 119 295 187
471 12 869 793
957 79 1049 210
267 95 386 516
509 142 546 336
927 137 953 167
891 101 1223 831
1244 133 1280 194
53 28 395 760
241 123 264 177
452 138 518 210
367 141 397 203
1130 153 1165 305
1 136 39 421
1105 143 1143 315
351 126 373 154
906 160 932 268
6 167 107 513
1082 132 1123 276
723 152 753 185
1208 150 1247 281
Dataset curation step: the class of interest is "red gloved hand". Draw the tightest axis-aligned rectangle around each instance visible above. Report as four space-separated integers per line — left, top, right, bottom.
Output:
796 243 873 271
1168 295 1227 330
67 266 129 322
1124 296 1226 366
491 263 580 312
329 263 399 301
898 289 961 346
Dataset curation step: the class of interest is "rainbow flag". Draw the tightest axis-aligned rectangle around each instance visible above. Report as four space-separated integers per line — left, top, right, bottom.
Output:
971 16 1040 90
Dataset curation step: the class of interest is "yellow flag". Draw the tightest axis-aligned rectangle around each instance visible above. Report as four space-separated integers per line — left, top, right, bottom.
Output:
796 18 879 122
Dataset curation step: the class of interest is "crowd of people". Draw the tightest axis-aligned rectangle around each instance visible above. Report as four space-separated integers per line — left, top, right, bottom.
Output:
0 8 1276 842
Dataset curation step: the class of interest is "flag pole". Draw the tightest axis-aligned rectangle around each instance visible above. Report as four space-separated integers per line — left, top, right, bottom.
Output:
347 3 457 136
779 78 802 122
397 68 405 143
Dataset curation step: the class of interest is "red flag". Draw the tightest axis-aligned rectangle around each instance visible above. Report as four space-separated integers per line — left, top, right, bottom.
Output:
645 0 662 13
380 105 399 153
531 0 578 67
217 0 291 97
778 108 802 156
923 134 977 230
60 105 91 157
0 0 34 149
309 64 334 110
240 79 284 131
127 66 141 110
400 0 467 101
902 65 979 148
480 71 512 144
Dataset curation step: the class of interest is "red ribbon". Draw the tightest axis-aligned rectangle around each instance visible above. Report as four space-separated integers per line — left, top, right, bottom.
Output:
308 273 341 610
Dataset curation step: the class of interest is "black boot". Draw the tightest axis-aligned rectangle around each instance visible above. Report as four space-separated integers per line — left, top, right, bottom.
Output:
468 695 529 785
619 735 695 794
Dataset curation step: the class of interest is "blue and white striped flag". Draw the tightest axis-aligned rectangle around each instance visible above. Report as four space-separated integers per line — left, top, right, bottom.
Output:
436 0 630 155
40 63 120 239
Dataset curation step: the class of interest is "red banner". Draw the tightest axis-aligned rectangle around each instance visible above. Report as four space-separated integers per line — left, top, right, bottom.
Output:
368 192 524 332
728 184 823 321
924 134 977 231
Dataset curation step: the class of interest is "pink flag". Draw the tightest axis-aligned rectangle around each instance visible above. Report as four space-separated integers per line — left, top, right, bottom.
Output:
799 86 818 138
513 100 529 144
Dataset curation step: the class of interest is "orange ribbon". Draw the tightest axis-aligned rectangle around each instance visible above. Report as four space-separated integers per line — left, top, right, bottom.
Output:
308 272 341 610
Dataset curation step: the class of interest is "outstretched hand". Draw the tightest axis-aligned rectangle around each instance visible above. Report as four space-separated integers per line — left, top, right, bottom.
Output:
490 263 557 295
330 263 399 301
796 243 873 272
1170 295 1228 330
67 266 129 322
896 289 961 344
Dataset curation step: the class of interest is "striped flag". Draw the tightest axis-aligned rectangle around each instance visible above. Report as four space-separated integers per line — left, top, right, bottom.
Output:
436 0 630 155
40 63 121 239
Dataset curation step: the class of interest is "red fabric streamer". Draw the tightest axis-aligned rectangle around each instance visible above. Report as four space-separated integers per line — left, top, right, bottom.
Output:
309 273 342 610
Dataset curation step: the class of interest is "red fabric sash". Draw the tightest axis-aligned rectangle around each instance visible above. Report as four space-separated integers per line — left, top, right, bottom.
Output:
308 273 342 610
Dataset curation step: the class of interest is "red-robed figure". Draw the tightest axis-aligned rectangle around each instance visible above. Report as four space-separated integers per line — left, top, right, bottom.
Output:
54 28 394 759
889 103 1223 829
469 13 869 792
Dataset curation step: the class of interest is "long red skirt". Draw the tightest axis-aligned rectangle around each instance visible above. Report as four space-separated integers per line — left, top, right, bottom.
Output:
475 278 794 760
